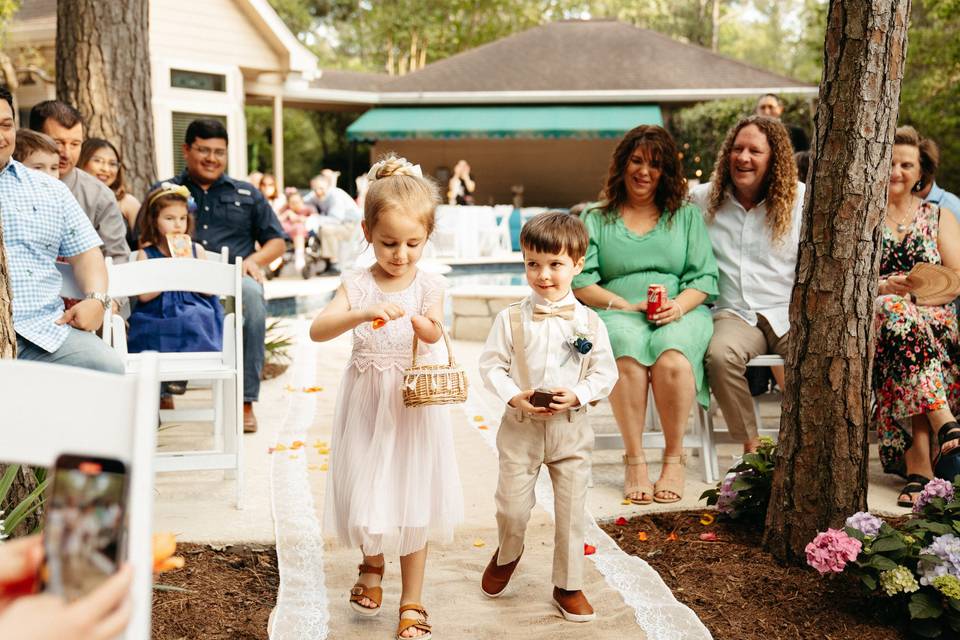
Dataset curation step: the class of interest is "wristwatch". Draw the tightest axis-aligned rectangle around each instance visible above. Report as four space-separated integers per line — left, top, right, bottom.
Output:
85 292 112 310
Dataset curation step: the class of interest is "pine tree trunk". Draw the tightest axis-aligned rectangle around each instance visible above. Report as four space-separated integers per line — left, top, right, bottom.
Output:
0 213 35 537
55 0 156 198
763 0 911 563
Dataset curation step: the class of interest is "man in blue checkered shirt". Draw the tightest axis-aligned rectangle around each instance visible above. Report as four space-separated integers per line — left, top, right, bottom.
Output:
0 87 122 374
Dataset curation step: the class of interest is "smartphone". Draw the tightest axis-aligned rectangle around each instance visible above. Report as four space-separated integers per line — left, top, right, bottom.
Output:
530 388 556 409
40 454 128 602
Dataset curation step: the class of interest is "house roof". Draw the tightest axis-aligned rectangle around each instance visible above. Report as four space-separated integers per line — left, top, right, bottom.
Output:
381 19 811 96
311 69 389 93
10 0 54 21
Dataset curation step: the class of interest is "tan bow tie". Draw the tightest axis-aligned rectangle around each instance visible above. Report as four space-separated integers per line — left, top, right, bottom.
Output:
532 303 575 321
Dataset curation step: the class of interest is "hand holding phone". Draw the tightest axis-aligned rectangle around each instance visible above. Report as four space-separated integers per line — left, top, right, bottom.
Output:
41 455 128 602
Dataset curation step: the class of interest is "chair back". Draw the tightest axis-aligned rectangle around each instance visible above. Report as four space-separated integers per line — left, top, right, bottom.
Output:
108 256 241 299
55 261 84 299
0 354 160 640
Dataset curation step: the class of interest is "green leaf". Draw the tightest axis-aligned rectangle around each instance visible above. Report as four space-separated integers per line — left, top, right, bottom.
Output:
859 573 877 591
911 591 946 620
910 617 944 638
731 477 753 492
2 478 49 534
0 464 19 504
869 555 899 571
871 536 907 553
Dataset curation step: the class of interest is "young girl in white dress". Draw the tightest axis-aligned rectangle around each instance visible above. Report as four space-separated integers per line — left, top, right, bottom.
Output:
309 155 462 640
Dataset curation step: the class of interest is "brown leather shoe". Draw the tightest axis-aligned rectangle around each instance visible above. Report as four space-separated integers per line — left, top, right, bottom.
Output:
243 402 258 433
160 396 175 411
481 547 522 598
553 587 595 622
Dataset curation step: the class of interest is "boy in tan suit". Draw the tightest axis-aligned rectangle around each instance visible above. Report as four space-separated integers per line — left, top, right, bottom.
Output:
478 211 618 621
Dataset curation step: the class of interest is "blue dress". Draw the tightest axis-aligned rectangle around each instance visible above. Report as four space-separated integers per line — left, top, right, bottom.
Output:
127 245 224 353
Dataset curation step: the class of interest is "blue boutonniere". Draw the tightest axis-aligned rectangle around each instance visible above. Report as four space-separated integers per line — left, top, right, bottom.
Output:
561 325 594 366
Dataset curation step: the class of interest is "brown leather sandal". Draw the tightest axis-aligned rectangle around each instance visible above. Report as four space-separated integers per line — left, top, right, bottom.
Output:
349 562 384 617
396 603 432 640
654 454 687 504
623 454 654 505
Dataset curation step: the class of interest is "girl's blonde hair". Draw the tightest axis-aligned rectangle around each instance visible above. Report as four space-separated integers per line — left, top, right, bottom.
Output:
705 115 798 244
364 154 440 235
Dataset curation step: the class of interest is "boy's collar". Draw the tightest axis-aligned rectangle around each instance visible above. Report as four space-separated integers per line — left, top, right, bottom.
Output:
530 289 576 307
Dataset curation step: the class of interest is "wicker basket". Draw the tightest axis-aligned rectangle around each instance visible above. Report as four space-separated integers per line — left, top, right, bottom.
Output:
402 323 468 407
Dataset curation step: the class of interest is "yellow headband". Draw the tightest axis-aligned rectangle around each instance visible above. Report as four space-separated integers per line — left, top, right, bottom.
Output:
148 182 191 207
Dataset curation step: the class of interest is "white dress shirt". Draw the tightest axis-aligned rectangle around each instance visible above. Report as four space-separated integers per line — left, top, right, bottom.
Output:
479 290 619 409
689 181 805 337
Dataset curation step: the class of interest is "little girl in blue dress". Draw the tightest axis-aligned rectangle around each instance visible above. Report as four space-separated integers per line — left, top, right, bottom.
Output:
127 183 223 355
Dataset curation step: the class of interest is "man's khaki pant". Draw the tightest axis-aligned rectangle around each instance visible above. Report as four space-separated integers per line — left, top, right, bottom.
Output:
319 221 357 265
705 312 789 442
494 407 593 590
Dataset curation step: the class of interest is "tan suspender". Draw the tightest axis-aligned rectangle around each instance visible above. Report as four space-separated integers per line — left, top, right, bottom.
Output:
577 310 599 383
507 303 531 391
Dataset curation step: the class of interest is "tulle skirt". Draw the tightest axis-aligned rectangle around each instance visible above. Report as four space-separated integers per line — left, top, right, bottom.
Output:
323 363 463 556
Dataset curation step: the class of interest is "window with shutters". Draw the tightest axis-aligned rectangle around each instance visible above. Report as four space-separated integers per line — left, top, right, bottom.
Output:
172 112 228 175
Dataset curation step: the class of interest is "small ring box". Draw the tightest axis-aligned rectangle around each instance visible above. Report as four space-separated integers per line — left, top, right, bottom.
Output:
530 388 556 408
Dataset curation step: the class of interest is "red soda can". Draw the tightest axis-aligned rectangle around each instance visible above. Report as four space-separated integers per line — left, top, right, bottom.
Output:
646 284 666 321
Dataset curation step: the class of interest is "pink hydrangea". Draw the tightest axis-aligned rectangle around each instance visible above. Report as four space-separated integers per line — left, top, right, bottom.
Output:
805 528 863 575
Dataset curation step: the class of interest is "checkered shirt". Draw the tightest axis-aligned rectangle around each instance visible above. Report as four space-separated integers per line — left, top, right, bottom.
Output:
0 160 102 352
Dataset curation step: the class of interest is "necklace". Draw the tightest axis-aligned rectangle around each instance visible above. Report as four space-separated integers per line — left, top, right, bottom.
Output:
888 197 917 233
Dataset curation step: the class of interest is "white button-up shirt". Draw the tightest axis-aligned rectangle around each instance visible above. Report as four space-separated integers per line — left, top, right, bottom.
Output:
689 181 805 337
479 291 618 409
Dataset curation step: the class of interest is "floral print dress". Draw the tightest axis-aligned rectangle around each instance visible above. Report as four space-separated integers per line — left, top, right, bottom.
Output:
874 201 960 475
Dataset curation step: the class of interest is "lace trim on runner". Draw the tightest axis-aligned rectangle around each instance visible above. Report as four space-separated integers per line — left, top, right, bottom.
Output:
269 320 330 639
463 392 713 640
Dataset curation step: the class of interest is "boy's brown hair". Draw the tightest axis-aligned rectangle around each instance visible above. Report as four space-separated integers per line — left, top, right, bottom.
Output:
519 210 589 261
13 128 58 161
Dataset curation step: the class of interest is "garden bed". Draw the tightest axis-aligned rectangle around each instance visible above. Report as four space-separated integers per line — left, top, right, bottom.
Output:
152 543 278 640
600 510 906 640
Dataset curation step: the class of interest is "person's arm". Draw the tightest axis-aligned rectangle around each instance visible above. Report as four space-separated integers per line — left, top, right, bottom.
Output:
134 249 160 303
411 293 444 344
244 191 288 282
653 204 719 325
94 195 130 265
309 285 404 342
461 171 476 194
571 210 644 312
937 207 960 295
59 248 108 331
569 316 619 408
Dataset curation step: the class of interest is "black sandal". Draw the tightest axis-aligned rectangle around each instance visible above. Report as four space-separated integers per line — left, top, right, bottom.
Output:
897 474 931 508
933 422 960 476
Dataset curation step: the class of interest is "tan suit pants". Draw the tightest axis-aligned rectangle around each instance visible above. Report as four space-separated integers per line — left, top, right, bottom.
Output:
494 407 594 590
705 312 789 442
319 221 357 265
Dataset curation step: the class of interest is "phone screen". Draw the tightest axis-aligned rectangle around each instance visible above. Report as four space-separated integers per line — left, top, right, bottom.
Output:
41 455 128 601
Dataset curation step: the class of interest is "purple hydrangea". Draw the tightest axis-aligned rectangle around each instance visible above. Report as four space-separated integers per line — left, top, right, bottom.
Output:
918 534 960 586
914 478 956 513
845 511 884 537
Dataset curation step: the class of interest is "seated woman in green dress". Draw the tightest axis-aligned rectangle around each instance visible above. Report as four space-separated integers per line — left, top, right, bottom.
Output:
573 125 719 505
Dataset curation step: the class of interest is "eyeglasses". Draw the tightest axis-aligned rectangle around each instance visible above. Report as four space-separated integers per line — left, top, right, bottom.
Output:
88 157 120 169
191 145 227 159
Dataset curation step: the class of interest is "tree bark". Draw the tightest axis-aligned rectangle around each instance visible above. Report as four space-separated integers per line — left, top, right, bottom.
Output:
56 0 156 198
763 0 911 563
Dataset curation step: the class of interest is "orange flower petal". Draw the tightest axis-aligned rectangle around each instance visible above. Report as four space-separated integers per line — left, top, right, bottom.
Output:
478 425 489 430
637 532 648 541
152 533 177 567
372 318 387 329
473 538 486 547
699 532 718 542
666 532 679 541
303 386 323 393
274 444 288 452
155 556 185 573
291 441 304 449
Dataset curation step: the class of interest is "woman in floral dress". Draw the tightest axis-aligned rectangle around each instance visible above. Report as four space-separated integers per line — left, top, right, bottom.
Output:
874 126 960 506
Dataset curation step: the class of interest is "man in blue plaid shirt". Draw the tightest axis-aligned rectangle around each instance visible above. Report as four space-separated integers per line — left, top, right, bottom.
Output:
0 87 122 374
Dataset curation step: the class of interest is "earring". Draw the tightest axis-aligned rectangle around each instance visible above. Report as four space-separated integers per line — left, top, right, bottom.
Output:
913 181 923 193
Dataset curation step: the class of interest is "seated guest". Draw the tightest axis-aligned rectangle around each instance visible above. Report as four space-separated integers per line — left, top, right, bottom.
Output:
78 138 141 250
572 125 719 505
755 93 810 152
690 115 804 455
0 87 122 374
873 126 960 505
155 118 286 433
794 150 811 184
914 135 960 222
279 189 310 270
12 129 59 178
258 173 286 213
304 171 361 274
29 101 129 266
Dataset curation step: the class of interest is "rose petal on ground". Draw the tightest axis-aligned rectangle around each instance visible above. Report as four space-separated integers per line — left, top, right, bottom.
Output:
317 447 330 455
274 444 288 452
478 425 489 430
267 448 275 454
303 386 323 393
291 441 304 449
473 538 486 547
584 543 596 555
637 532 648 541
319 464 328 471
700 513 716 526
621 499 632 505
666 532 679 541
615 517 628 526
699 532 718 542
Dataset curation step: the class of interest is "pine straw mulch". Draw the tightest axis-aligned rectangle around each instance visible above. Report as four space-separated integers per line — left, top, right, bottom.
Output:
152 544 278 640
599 510 907 640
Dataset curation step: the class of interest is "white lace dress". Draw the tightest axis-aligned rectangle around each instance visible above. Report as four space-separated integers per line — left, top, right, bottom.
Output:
324 267 463 556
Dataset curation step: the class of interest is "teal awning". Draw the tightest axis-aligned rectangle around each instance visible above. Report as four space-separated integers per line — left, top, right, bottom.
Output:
346 105 663 141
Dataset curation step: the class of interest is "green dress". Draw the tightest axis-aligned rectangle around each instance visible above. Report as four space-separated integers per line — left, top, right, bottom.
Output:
572 203 719 408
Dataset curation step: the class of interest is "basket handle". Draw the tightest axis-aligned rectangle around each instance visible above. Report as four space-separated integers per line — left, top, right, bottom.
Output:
410 319 456 368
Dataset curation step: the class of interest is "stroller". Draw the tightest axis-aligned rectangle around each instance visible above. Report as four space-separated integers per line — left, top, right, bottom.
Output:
264 230 331 280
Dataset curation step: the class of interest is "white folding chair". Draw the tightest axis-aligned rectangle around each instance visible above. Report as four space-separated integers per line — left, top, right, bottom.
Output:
105 256 245 507
0 354 160 640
